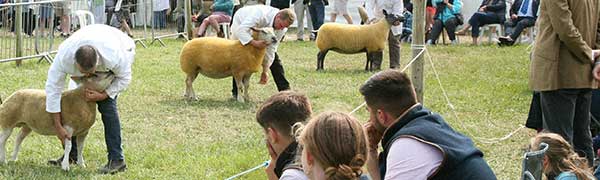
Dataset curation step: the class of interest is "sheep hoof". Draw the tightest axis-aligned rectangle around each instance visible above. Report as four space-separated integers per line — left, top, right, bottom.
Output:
61 164 70 171
184 95 198 101
236 97 245 103
78 162 86 168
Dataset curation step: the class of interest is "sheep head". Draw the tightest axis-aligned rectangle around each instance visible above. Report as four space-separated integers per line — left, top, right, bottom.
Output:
383 9 405 27
70 72 115 92
251 27 278 44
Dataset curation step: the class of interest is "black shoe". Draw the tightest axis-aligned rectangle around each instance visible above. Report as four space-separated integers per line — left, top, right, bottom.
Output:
498 36 515 46
99 159 127 174
47 155 76 166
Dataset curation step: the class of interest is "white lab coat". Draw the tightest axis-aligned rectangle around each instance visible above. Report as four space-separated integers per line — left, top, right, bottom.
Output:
45 24 135 113
230 5 286 68
366 0 404 36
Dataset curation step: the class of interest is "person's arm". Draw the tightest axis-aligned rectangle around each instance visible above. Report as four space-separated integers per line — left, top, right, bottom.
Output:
234 12 261 45
104 54 134 100
485 0 505 12
364 122 384 180
392 0 403 18
509 0 518 16
45 57 70 141
452 0 462 14
546 0 594 63
384 138 443 179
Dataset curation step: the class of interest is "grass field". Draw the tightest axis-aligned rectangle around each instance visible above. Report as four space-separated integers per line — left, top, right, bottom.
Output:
0 34 536 179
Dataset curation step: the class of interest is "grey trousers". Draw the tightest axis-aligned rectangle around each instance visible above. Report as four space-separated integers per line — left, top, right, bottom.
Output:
540 89 593 166
388 30 400 69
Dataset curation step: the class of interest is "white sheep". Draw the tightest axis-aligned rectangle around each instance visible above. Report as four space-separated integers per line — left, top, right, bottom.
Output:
315 10 404 71
179 28 278 102
0 73 114 171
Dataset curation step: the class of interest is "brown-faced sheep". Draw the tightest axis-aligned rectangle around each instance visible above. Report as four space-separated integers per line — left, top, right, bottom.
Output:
180 28 278 102
315 10 404 71
0 73 114 171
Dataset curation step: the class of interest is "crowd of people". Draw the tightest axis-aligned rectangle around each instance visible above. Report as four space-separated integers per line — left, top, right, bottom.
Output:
4 0 597 178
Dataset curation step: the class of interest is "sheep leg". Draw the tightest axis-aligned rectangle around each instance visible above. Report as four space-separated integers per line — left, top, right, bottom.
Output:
317 50 328 71
0 128 14 164
10 126 31 162
75 131 88 167
184 70 200 101
233 75 245 103
242 75 251 102
61 126 74 171
371 51 383 71
365 52 372 71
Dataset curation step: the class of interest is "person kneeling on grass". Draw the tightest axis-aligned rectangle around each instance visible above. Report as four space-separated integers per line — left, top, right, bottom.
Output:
298 111 368 180
256 90 312 179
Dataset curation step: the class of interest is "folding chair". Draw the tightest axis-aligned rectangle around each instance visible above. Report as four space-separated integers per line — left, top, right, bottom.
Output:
521 142 549 180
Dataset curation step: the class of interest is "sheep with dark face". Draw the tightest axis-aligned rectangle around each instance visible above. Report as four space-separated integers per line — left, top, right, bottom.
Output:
0 72 114 171
315 10 404 71
180 28 278 102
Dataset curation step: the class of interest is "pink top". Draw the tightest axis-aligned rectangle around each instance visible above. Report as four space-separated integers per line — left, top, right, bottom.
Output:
384 137 444 179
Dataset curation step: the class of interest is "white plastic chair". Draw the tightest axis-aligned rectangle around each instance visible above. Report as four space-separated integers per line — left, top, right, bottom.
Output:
219 22 230 39
75 10 95 27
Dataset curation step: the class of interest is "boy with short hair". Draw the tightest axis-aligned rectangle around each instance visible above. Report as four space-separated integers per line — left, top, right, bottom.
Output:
256 90 312 179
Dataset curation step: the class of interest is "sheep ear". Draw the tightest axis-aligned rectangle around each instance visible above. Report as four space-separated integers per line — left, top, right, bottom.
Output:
382 9 388 16
250 27 260 32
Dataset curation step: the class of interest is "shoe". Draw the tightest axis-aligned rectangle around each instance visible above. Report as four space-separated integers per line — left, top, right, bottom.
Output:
99 159 127 174
498 36 515 46
47 155 77 166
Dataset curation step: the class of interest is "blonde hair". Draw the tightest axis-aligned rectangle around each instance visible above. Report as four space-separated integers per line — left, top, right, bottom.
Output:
298 111 367 180
278 8 296 24
531 133 593 180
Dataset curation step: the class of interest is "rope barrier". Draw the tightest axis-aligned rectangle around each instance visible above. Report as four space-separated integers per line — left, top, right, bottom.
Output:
224 160 270 180
423 49 526 144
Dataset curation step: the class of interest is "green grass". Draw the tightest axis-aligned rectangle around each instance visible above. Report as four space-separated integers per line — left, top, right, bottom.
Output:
0 35 536 179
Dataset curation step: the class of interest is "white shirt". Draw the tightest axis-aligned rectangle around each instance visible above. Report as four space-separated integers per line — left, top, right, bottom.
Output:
384 137 443 179
365 0 403 36
280 169 309 180
45 24 135 113
153 0 170 11
230 5 286 67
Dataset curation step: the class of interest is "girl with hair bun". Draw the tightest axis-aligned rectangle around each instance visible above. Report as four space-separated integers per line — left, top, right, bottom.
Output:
298 111 368 180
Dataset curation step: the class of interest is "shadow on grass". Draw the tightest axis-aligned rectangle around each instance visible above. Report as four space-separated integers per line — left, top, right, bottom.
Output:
0 161 96 178
157 96 256 110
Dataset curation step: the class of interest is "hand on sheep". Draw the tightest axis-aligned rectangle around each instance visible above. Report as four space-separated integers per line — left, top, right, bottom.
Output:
250 40 270 49
56 126 71 143
84 88 108 102
259 72 269 84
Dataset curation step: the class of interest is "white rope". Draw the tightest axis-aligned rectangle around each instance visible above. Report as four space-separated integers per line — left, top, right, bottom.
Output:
424 49 525 144
224 160 270 180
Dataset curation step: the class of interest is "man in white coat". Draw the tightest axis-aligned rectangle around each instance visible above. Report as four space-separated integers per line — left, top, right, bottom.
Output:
366 0 403 69
229 5 295 98
45 24 135 174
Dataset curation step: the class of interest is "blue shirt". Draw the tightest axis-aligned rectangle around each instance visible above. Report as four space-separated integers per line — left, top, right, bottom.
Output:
432 0 463 23
517 0 534 17
556 172 578 180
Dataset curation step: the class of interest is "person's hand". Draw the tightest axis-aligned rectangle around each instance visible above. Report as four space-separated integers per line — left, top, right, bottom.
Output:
250 40 269 49
593 63 600 81
84 88 108 102
479 6 486 12
192 15 198 22
443 0 449 5
592 49 600 61
511 14 517 20
265 142 278 180
55 126 71 144
364 122 384 152
259 71 269 84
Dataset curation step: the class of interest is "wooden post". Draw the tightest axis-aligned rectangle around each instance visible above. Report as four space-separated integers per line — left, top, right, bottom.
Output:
411 0 425 103
184 0 193 40
15 0 23 66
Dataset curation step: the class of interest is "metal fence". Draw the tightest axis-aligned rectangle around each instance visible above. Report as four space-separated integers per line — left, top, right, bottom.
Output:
0 0 197 65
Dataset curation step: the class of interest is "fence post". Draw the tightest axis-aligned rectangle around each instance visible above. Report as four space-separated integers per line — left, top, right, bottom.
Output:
15 0 23 66
184 0 192 40
411 0 425 103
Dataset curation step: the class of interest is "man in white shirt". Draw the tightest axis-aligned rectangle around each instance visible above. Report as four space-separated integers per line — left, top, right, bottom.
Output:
365 0 403 69
229 5 295 98
360 70 496 179
45 24 135 174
